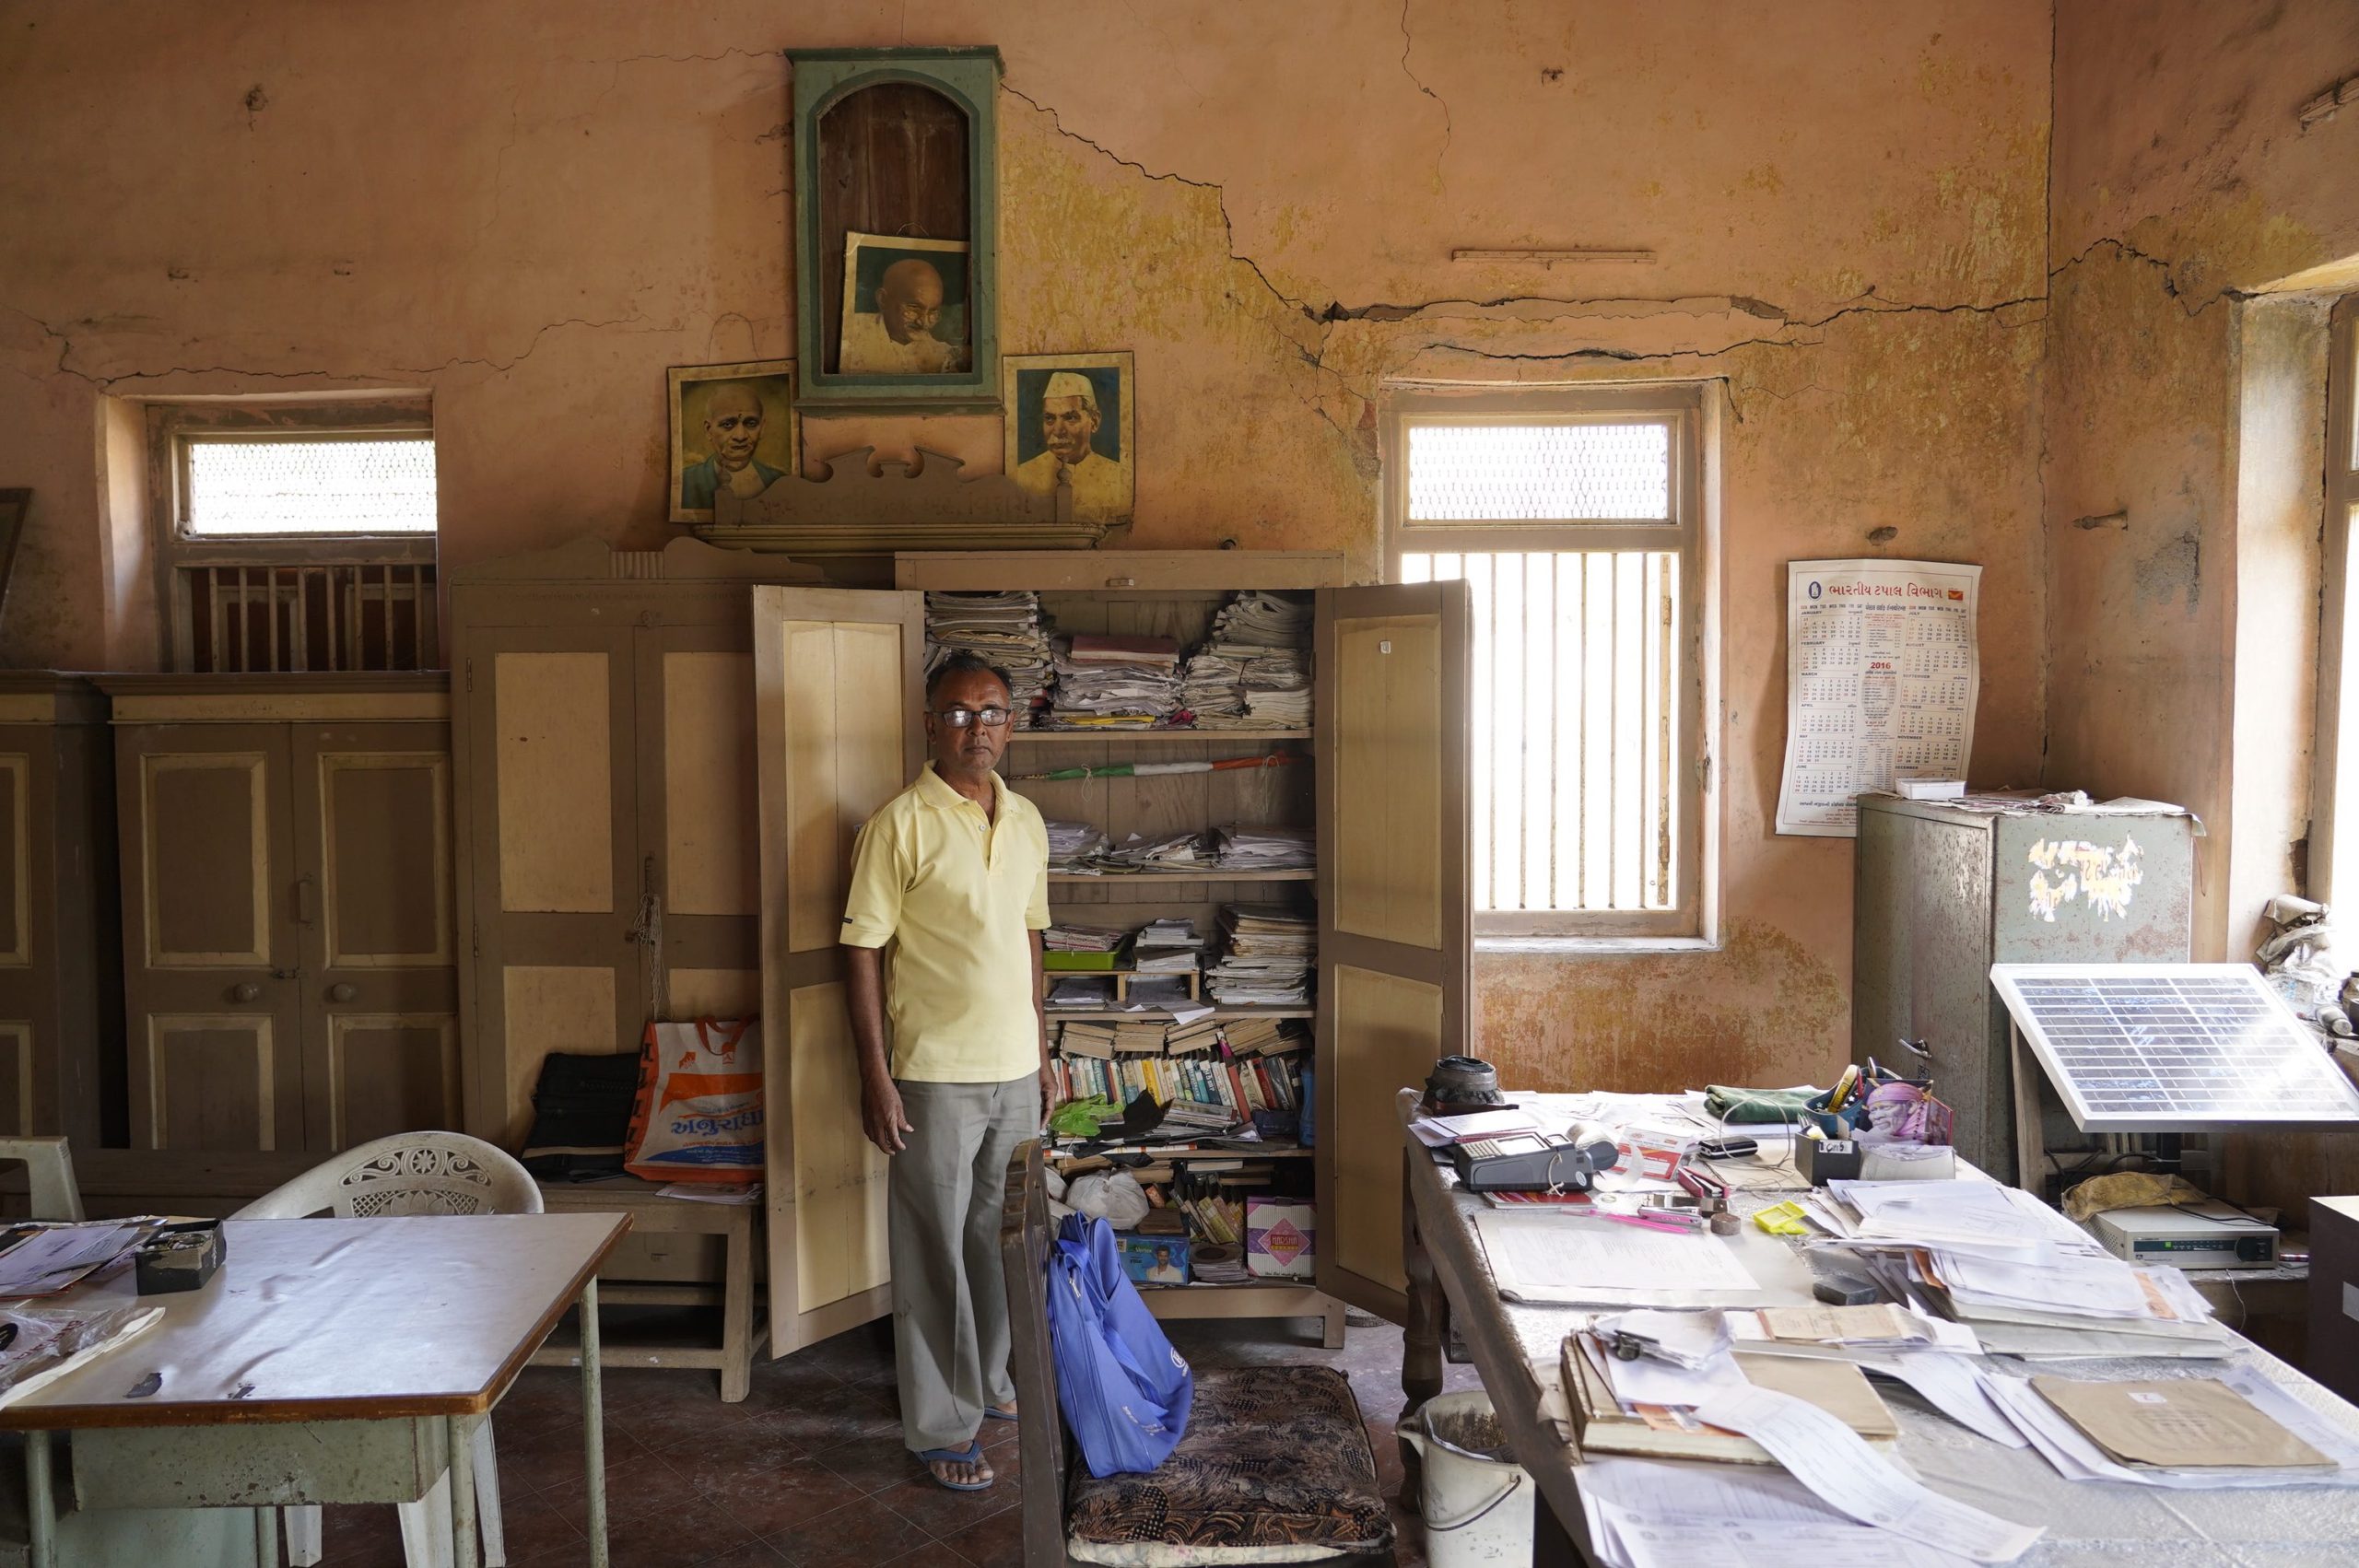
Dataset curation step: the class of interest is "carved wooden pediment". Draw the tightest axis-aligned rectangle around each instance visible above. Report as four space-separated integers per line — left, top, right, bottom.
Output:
699 446 1116 556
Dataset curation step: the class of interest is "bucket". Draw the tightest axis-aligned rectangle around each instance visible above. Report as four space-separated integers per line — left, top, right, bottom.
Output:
1402 1391 1533 1567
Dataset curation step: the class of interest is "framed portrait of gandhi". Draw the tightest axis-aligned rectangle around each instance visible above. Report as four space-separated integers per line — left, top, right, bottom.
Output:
839 233 972 376
667 360 798 525
1003 352 1134 524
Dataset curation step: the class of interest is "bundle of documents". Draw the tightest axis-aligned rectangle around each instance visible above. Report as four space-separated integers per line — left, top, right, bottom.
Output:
1177 647 1250 726
1043 920 1126 956
1207 904 1316 1005
1983 1368 2359 1489
1047 634 1182 727
1815 1178 2238 1356
1170 592 1313 730
1564 1326 1900 1462
1044 820 1110 872
1101 829 1214 872
924 591 1052 724
1132 917 1203 973
1214 823 1315 871
1046 976 1118 1010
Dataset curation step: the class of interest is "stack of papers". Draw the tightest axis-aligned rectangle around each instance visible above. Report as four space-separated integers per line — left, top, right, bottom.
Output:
1215 824 1315 871
1177 592 1313 730
1046 977 1118 1010
1572 1453 2002 1568
924 592 1052 724
1207 904 1316 1005
1043 921 1126 954
1986 1367 2359 1489
1101 830 1214 872
1048 634 1182 728
1818 1179 2238 1356
1044 821 1109 872
0 1223 150 1298
1132 918 1203 974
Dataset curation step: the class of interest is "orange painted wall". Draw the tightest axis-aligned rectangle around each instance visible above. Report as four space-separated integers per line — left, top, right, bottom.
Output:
0 2 2058 1092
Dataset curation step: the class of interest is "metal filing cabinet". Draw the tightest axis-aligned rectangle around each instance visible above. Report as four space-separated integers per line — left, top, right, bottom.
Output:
1853 793 2195 1178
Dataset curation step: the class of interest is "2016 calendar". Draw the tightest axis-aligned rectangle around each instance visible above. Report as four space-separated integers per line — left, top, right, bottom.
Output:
1776 557 1982 837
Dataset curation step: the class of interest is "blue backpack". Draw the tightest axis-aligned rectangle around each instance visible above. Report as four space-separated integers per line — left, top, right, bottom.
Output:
1045 1212 1194 1476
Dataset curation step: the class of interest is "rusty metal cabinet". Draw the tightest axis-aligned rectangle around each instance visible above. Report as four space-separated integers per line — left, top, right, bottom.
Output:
102 674 459 1153
1852 793 2194 1177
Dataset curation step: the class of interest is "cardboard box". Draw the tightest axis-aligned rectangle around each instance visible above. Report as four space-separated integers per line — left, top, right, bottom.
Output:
1120 1233 1191 1286
1246 1197 1315 1279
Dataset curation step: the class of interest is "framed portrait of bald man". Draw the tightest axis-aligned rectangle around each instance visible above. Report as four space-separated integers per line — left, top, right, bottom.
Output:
1003 351 1134 524
839 233 972 376
667 359 798 524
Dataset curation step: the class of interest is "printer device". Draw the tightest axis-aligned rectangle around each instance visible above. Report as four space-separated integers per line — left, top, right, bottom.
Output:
2088 1201 2279 1269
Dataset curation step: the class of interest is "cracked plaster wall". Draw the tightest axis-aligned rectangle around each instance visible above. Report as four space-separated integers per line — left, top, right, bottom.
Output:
2041 0 2359 1215
0 1 2056 1094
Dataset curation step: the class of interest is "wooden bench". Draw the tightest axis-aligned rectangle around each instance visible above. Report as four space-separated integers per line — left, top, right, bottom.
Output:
1002 1140 1396 1566
528 1177 766 1402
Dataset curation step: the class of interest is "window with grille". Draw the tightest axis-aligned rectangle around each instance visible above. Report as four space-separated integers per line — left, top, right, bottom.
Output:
150 403 440 673
1388 389 1705 939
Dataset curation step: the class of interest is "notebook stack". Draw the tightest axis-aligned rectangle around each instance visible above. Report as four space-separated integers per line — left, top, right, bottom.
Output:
1046 633 1182 728
1214 591 1313 729
923 592 1052 725
1215 824 1315 872
1101 829 1214 872
1132 918 1203 975
1207 905 1316 1006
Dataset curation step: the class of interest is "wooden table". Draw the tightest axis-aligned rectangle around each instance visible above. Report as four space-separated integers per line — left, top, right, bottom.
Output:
1395 1089 2359 1566
0 1212 629 1568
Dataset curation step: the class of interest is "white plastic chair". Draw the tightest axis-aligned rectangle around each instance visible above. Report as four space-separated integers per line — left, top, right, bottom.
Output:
0 1136 85 1222
238 1132 542 1568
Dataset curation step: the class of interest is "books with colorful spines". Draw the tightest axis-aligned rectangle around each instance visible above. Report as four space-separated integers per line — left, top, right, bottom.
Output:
1233 1061 1265 1112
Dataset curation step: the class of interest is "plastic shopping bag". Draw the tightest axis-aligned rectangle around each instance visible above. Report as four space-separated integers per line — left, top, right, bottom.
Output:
1045 1212 1193 1476
623 1017 763 1181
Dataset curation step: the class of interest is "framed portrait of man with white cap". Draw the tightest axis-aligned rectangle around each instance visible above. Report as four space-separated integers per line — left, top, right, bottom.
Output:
1003 351 1133 523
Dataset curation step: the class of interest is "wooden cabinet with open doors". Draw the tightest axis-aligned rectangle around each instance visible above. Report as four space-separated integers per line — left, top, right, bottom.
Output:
750 556 1471 1356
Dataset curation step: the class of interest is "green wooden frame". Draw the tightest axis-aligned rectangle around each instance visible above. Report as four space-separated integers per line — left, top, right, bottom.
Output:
790 47 1001 413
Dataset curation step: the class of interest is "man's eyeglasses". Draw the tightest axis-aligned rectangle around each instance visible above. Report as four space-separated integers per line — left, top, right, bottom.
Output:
933 706 1013 729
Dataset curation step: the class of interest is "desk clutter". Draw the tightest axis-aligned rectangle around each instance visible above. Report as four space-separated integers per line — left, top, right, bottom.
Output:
0 1220 182 1408
925 588 1311 731
1420 1085 2359 1566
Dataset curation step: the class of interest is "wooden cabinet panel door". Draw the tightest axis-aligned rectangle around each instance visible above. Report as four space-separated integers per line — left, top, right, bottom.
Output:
636 626 761 1024
1314 581 1472 1321
464 630 642 1147
752 585 923 1354
119 727 305 1152
0 739 42 1135
293 720 460 1149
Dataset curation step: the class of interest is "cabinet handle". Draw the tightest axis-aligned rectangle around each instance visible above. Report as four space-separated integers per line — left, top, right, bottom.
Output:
1106 576 1136 588
232 982 261 1004
296 874 317 926
328 983 358 1004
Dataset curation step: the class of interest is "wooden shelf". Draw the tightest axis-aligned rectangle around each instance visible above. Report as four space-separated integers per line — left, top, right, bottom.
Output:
1046 1005 1312 1020
1010 728 1313 743
1049 870 1313 883
1136 1281 1343 1342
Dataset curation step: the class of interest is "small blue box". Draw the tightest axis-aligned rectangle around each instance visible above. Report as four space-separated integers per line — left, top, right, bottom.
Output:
1119 1233 1191 1286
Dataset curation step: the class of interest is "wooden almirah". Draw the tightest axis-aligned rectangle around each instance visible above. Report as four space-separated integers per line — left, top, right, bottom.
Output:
754 551 1473 1354
0 674 121 1146
101 673 459 1153
447 538 822 1147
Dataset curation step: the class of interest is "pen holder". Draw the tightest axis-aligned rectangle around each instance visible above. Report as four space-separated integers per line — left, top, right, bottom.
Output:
1799 1106 1854 1140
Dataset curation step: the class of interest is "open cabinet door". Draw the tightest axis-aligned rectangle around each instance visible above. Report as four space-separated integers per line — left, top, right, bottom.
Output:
753 585 923 1354
1314 581 1472 1322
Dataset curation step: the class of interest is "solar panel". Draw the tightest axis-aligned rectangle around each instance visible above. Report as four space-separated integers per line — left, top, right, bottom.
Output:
1990 963 2359 1132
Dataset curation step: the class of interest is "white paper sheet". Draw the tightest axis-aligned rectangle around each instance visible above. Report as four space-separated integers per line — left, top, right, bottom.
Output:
1473 1211 1760 1305
1575 1456 1981 1568
1860 1352 2028 1448
1692 1385 2045 1562
1777 557 1981 837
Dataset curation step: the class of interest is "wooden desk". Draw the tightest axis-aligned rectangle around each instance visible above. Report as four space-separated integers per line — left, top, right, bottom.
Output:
0 1213 629 1568
1395 1090 2359 1566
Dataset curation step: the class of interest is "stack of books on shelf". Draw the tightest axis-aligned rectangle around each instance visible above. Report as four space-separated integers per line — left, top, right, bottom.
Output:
1042 920 1126 965
1207 904 1316 1005
1047 1016 1307 1122
924 591 1052 724
1215 824 1315 872
1046 633 1182 728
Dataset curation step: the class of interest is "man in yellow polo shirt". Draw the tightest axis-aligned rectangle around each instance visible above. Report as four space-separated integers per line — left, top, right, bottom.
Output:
841 652 1052 1492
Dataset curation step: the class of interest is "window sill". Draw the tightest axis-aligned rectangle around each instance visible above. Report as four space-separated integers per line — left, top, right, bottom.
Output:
1475 935 1719 956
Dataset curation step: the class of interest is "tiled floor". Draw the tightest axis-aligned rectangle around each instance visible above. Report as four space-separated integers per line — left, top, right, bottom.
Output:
311 1310 1485 1567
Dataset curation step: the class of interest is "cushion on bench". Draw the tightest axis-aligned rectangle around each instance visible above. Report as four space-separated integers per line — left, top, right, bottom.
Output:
1065 1363 1393 1566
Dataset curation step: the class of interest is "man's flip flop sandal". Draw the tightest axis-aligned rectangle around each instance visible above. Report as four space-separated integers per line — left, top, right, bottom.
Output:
916 1438 994 1492
983 1404 1018 1422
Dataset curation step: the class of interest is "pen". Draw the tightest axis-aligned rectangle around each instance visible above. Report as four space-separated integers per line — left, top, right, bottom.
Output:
1598 1211 1696 1235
